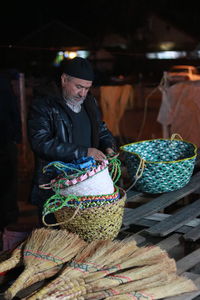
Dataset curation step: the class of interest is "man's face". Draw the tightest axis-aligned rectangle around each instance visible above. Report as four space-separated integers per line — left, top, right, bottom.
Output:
61 74 92 102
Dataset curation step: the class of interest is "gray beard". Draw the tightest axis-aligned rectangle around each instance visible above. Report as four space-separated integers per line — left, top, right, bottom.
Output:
63 97 85 113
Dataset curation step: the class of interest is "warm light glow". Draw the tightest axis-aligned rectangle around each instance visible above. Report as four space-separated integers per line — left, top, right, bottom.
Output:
63 51 77 58
160 41 175 50
53 50 90 66
68 52 77 59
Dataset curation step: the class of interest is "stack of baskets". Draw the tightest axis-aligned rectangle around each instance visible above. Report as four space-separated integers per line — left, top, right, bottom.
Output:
41 156 125 242
120 135 197 194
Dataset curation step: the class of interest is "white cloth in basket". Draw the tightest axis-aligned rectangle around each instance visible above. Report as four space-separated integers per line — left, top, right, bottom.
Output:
59 167 114 196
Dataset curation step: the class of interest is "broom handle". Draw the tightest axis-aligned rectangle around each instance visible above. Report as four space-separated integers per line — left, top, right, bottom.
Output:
4 266 36 300
27 267 87 300
0 255 22 273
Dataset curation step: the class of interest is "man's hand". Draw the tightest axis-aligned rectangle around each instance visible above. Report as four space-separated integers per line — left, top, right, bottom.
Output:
88 148 106 160
105 148 115 155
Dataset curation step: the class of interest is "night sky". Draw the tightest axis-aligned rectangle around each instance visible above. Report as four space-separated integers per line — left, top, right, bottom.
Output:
1 0 200 45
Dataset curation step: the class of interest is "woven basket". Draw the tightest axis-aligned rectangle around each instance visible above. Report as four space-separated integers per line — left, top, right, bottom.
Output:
41 160 115 196
120 137 197 194
48 188 126 242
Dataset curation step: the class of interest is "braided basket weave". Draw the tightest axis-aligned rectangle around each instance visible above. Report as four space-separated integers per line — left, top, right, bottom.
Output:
53 188 126 242
120 137 197 194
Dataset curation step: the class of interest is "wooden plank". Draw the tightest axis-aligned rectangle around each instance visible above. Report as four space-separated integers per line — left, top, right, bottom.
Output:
176 249 200 275
126 190 144 201
122 171 200 222
183 223 200 242
156 233 181 252
133 218 191 234
123 210 200 234
146 198 200 236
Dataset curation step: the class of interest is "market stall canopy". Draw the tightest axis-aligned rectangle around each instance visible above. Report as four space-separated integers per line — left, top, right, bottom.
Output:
15 20 91 50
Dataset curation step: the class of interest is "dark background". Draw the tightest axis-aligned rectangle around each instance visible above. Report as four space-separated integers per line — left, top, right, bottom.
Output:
0 0 199 43
0 0 200 81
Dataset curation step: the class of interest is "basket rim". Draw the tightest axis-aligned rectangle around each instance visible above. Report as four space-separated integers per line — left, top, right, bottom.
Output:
120 138 197 164
55 187 126 212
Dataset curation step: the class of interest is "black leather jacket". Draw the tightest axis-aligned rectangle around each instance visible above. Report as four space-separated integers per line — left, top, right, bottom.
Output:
27 91 116 205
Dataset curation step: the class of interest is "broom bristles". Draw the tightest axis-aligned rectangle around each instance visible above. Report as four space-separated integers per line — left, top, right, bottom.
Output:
4 228 87 300
23 228 86 266
140 275 198 299
84 246 173 284
38 245 172 299
100 292 153 300
84 271 176 299
44 257 176 299
92 276 196 300
118 245 170 269
26 240 111 300
85 258 176 291
27 238 138 300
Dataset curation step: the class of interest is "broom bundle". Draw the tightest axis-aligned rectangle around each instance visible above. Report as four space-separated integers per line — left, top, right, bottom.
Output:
27 237 138 300
32 244 173 299
8 236 198 300
39 244 196 300
44 256 176 299
41 260 197 300
4 228 87 300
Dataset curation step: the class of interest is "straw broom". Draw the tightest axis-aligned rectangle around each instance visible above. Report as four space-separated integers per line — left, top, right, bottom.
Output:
4 228 87 300
0 242 25 273
26 238 138 300
26 240 112 299
43 257 176 299
65 274 197 300
14 264 64 299
84 245 171 283
83 272 176 300
24 241 110 300
103 275 197 299
34 243 169 299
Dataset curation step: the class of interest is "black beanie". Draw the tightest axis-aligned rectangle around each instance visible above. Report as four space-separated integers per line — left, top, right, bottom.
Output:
63 57 94 81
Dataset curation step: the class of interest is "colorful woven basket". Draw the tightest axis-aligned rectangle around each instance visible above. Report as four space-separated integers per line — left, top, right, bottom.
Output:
40 157 121 197
42 187 126 242
120 136 197 194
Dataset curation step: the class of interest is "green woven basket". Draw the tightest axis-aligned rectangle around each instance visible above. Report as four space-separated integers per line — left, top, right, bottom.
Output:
120 137 197 194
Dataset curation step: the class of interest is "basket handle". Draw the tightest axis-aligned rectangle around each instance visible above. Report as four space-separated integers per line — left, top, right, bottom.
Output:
42 194 81 227
170 133 183 141
125 158 145 192
107 153 121 184
42 202 82 227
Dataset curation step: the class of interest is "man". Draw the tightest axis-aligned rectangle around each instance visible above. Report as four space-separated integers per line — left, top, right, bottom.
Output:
27 57 116 222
